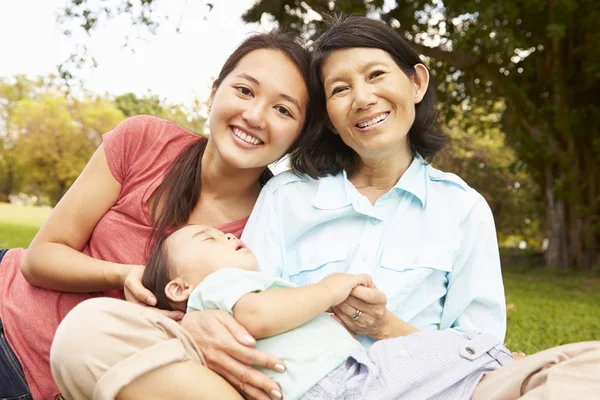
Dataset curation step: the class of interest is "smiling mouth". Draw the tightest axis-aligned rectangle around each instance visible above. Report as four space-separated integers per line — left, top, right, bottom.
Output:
355 112 390 129
231 126 263 146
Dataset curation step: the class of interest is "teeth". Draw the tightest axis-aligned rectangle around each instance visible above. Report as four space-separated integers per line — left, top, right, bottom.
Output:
232 127 262 145
356 112 389 128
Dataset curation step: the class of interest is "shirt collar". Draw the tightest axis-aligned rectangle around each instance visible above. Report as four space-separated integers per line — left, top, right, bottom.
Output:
393 154 428 209
313 171 352 210
312 154 429 210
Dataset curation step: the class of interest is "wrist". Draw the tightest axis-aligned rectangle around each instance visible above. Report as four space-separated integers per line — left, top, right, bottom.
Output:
316 282 337 308
371 310 394 340
104 263 133 288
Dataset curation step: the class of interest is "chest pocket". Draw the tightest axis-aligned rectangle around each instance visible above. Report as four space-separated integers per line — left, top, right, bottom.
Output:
376 246 453 312
285 242 349 286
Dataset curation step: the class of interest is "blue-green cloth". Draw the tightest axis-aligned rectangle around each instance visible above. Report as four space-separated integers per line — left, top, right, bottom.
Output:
187 268 363 400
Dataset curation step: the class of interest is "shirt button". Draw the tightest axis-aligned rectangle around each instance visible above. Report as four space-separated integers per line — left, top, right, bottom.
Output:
371 218 380 225
466 347 476 355
362 253 369 261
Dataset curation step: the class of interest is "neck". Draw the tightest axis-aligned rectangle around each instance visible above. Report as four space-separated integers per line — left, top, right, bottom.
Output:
350 148 413 194
201 139 264 199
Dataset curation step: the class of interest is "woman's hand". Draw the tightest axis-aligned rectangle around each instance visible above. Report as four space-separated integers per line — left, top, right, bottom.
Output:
332 284 419 340
181 310 285 400
123 265 184 320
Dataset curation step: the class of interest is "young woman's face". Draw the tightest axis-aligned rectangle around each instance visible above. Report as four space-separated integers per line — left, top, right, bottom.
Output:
208 49 308 170
321 47 428 166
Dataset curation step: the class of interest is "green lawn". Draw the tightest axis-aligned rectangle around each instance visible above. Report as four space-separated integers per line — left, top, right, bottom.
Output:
0 202 51 248
1 202 598 353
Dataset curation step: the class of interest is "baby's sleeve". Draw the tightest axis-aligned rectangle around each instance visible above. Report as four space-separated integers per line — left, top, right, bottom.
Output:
187 269 278 313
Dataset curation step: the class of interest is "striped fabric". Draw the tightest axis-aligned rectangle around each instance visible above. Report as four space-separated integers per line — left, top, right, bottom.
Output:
302 330 514 400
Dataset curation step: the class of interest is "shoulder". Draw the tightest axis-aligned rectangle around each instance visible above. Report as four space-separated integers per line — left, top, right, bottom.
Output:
262 170 315 195
426 165 471 192
109 115 202 142
425 164 489 220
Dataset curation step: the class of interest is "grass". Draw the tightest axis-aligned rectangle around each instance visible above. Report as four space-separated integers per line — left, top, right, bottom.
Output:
1 202 598 353
0 202 51 248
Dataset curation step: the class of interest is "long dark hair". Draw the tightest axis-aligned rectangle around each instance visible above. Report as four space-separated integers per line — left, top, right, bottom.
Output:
290 15 448 178
147 32 310 254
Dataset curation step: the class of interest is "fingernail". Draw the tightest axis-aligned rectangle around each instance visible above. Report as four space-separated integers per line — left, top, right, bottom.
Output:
147 296 156 305
270 389 282 399
274 363 285 372
244 335 255 345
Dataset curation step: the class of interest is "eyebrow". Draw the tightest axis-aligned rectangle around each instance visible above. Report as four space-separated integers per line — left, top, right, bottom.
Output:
236 73 302 112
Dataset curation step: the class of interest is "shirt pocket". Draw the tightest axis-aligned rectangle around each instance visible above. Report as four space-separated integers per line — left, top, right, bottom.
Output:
376 246 452 313
285 242 349 286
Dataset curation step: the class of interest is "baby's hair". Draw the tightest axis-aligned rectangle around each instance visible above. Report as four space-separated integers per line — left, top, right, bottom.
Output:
142 233 175 311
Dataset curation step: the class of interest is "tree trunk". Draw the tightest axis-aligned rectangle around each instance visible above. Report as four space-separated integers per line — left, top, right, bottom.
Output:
544 165 569 269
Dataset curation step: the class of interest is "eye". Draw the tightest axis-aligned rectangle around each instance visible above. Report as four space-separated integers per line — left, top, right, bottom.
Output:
369 70 385 80
275 105 293 118
331 86 348 96
235 86 253 96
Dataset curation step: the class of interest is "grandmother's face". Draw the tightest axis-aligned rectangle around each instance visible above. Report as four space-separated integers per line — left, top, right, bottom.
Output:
321 47 428 166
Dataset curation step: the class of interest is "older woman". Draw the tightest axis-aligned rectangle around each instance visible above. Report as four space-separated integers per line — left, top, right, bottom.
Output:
242 15 505 345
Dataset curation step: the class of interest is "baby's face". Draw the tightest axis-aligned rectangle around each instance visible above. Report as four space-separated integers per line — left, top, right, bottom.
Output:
166 224 258 287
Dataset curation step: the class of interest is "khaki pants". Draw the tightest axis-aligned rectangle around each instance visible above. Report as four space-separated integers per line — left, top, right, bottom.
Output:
51 298 205 400
50 298 600 400
473 341 600 400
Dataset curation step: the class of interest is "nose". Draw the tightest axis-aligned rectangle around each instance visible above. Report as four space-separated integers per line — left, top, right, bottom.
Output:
225 233 236 241
242 102 267 130
352 82 378 112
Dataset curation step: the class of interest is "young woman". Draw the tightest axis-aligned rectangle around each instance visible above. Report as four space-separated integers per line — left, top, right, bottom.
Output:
0 31 310 400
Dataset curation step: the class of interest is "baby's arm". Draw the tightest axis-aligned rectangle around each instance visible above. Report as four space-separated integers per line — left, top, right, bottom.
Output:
233 273 370 339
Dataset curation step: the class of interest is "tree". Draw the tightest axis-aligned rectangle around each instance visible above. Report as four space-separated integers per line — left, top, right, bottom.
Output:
0 75 126 205
9 92 125 205
113 92 207 134
239 0 600 270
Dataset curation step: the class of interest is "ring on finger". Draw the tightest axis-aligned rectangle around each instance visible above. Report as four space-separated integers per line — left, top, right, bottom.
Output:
350 309 362 321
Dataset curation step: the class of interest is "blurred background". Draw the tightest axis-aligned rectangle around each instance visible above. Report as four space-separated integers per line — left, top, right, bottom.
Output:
0 0 598 352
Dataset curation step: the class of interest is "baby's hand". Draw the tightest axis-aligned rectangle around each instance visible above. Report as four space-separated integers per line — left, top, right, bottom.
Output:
320 273 372 307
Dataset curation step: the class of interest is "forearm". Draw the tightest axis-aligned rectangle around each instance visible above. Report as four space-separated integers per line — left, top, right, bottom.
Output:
372 310 420 340
21 242 131 292
233 283 333 339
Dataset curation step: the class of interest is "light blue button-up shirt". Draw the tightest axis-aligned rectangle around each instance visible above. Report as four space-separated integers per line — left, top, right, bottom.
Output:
242 155 506 345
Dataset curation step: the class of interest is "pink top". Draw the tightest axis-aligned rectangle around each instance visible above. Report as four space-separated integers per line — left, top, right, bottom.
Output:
0 115 248 399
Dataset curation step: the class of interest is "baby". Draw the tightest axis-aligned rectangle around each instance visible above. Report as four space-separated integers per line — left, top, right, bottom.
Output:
142 224 512 400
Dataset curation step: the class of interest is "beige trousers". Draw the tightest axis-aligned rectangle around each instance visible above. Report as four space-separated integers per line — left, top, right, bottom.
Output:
50 298 600 400
51 298 205 400
472 341 600 400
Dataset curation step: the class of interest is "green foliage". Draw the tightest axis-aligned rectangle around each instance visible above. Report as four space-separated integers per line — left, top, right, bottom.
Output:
114 92 207 134
433 99 543 246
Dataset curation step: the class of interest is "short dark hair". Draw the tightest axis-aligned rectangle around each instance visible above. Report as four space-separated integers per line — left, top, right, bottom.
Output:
289 15 448 178
142 233 175 311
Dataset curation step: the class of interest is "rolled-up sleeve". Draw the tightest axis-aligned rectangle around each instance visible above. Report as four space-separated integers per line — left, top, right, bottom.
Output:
440 194 507 341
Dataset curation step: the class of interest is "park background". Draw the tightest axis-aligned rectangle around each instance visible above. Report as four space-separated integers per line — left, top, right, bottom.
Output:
0 0 598 353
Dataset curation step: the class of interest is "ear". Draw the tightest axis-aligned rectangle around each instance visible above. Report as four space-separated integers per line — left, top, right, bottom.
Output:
324 115 338 135
208 87 217 113
412 64 430 104
165 278 194 304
